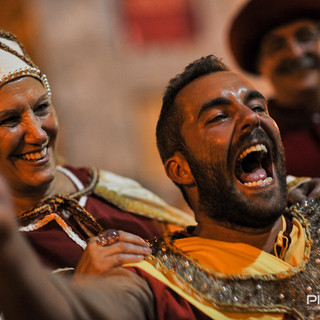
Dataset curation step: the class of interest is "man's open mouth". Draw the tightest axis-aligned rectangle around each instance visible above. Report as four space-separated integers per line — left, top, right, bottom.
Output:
235 144 273 187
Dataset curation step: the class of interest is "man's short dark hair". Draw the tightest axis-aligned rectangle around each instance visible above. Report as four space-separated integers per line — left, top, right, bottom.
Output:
156 55 229 206
156 55 229 164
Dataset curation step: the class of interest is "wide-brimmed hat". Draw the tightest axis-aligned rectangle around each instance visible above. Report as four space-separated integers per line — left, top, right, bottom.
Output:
228 0 320 74
0 29 51 98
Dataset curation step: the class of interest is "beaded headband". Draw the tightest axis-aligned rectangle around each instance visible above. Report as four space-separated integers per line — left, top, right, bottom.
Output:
0 29 51 100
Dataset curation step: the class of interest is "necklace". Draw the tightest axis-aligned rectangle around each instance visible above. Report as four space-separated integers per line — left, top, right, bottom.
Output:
18 167 103 236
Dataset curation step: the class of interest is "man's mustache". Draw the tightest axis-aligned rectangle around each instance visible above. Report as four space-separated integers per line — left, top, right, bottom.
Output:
236 128 271 150
275 54 320 75
230 128 273 160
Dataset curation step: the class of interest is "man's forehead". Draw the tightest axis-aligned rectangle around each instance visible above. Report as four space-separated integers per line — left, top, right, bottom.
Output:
175 71 254 104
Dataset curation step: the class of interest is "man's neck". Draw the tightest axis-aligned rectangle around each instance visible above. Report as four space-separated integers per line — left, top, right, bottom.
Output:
192 216 283 254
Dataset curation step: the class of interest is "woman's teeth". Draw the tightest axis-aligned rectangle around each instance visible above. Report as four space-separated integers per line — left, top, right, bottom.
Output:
20 148 47 161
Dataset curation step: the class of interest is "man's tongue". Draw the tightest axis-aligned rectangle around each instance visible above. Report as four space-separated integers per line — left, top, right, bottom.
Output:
241 168 267 183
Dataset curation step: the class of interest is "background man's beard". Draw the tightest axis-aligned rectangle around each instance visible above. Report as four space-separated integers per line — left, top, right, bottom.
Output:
183 147 288 229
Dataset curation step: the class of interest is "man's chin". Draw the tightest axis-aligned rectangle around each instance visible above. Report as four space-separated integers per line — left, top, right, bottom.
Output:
211 185 286 229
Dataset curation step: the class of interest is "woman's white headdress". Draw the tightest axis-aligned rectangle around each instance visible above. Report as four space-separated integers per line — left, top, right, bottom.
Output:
0 29 51 99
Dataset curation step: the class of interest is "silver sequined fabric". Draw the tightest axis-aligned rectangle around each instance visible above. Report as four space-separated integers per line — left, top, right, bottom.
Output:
147 200 320 320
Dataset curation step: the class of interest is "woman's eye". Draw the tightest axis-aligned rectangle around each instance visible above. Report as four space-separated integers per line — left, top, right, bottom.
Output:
34 103 49 115
0 116 20 127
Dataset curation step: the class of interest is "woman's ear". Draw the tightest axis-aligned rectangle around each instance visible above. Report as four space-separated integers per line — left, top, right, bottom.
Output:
164 152 195 186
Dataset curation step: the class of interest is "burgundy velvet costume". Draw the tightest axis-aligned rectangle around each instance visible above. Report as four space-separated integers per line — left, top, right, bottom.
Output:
18 166 167 269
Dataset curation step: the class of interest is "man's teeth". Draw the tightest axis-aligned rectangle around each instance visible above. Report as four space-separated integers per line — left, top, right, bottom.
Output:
244 177 273 187
21 148 47 161
239 144 267 160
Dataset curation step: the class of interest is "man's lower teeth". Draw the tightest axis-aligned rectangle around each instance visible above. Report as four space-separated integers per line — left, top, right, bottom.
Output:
244 177 273 186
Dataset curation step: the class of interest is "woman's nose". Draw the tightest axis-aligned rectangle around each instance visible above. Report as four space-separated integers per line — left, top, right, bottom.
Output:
23 116 48 145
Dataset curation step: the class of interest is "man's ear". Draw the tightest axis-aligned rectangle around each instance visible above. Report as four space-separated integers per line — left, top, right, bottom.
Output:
164 152 195 186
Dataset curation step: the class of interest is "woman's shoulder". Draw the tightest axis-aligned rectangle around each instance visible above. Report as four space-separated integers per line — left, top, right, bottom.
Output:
58 165 92 187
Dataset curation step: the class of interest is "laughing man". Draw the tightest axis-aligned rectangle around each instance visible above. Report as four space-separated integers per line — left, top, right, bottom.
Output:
0 55 319 320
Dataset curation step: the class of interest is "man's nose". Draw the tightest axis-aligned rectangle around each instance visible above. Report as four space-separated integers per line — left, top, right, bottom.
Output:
285 38 305 57
239 107 261 133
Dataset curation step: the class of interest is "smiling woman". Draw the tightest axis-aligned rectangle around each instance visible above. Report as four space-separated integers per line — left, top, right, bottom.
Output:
0 77 58 193
0 29 195 271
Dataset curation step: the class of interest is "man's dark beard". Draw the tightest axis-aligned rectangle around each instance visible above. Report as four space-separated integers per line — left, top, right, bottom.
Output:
182 141 287 229
275 52 320 76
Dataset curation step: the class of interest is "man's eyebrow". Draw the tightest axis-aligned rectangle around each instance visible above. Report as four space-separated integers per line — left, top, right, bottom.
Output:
244 90 266 104
198 97 230 119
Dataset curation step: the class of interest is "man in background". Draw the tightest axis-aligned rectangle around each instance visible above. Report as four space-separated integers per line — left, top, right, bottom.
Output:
229 0 320 177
